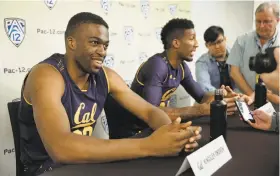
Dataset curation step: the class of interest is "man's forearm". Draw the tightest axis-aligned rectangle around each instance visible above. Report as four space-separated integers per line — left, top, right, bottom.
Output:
160 104 209 121
261 73 280 93
267 93 280 104
200 92 214 104
51 133 153 164
146 106 172 130
231 71 254 95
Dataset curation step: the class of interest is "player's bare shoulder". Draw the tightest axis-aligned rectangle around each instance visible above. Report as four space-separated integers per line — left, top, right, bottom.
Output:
24 63 65 103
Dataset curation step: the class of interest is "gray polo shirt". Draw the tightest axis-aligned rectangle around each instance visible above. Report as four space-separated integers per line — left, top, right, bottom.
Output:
226 29 279 93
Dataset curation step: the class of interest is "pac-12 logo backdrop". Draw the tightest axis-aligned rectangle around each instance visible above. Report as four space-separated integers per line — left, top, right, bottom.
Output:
100 0 111 14
140 0 150 18
4 18 26 47
124 26 134 45
44 0 57 10
168 4 177 16
104 55 114 68
155 27 162 41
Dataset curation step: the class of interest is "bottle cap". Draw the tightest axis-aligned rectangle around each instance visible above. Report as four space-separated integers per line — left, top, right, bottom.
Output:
214 89 224 101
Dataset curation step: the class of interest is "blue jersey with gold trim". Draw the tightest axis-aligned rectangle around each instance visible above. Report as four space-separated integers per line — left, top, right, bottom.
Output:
105 52 205 139
131 52 205 107
18 53 109 173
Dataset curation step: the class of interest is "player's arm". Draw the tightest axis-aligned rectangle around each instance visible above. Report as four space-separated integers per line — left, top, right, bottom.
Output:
24 64 160 164
160 63 211 120
104 67 172 130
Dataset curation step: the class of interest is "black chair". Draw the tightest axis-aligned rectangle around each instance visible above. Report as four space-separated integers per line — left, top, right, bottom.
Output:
7 100 24 176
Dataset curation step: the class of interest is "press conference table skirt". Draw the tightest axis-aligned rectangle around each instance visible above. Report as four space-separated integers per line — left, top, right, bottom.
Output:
41 115 279 176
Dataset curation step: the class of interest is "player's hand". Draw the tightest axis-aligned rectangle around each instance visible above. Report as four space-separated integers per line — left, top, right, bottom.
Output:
248 110 272 131
145 118 195 157
238 93 254 105
220 85 239 98
184 126 202 152
224 96 239 115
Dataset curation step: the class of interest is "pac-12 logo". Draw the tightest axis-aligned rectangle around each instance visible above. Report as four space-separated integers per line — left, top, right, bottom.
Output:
104 55 114 68
4 18 26 47
168 4 177 16
140 0 150 18
124 26 134 45
100 0 111 14
44 0 57 10
139 52 148 64
155 27 162 41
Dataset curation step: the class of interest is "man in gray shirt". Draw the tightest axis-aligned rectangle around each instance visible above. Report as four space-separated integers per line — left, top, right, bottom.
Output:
196 26 234 92
226 2 279 105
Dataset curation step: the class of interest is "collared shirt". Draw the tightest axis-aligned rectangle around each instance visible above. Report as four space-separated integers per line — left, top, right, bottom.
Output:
226 27 279 93
195 49 233 92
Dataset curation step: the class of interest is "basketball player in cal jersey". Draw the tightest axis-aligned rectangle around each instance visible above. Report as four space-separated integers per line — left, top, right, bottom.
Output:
18 13 202 175
105 18 253 139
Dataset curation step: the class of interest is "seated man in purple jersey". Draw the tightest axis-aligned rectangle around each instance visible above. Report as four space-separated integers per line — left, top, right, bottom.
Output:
105 18 252 139
18 13 202 176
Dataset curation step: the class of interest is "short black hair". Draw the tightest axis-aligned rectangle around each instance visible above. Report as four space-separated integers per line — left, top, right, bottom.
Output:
160 18 194 50
204 26 224 43
65 12 109 40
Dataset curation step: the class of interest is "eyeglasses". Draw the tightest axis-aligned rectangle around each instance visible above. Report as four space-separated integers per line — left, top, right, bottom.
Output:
255 20 274 25
208 38 224 47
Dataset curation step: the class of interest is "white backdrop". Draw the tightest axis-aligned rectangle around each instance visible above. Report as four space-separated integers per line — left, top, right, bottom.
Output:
0 0 264 175
0 1 192 175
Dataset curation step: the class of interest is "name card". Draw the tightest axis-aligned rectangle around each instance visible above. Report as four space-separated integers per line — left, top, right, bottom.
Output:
258 102 276 116
176 136 232 176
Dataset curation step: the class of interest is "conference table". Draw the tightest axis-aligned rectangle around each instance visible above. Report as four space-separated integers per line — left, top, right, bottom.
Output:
41 115 279 176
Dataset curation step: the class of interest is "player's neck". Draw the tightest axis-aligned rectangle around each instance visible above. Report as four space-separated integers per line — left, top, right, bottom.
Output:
165 50 180 69
64 54 90 90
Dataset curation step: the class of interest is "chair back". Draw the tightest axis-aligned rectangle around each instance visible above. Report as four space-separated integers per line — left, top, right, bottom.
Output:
7 100 24 176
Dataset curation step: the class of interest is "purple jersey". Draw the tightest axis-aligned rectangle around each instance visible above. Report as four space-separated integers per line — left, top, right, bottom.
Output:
131 52 205 106
18 53 109 174
105 52 206 139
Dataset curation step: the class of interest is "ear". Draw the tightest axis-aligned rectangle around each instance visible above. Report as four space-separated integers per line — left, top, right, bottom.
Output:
66 36 76 50
172 39 180 49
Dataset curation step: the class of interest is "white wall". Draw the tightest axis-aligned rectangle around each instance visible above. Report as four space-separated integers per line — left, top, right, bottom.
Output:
172 0 254 108
0 1 256 175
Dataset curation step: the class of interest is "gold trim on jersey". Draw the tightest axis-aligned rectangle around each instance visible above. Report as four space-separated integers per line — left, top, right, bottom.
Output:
72 122 95 129
102 66 110 93
180 63 185 80
161 88 177 102
23 94 32 105
136 62 146 86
